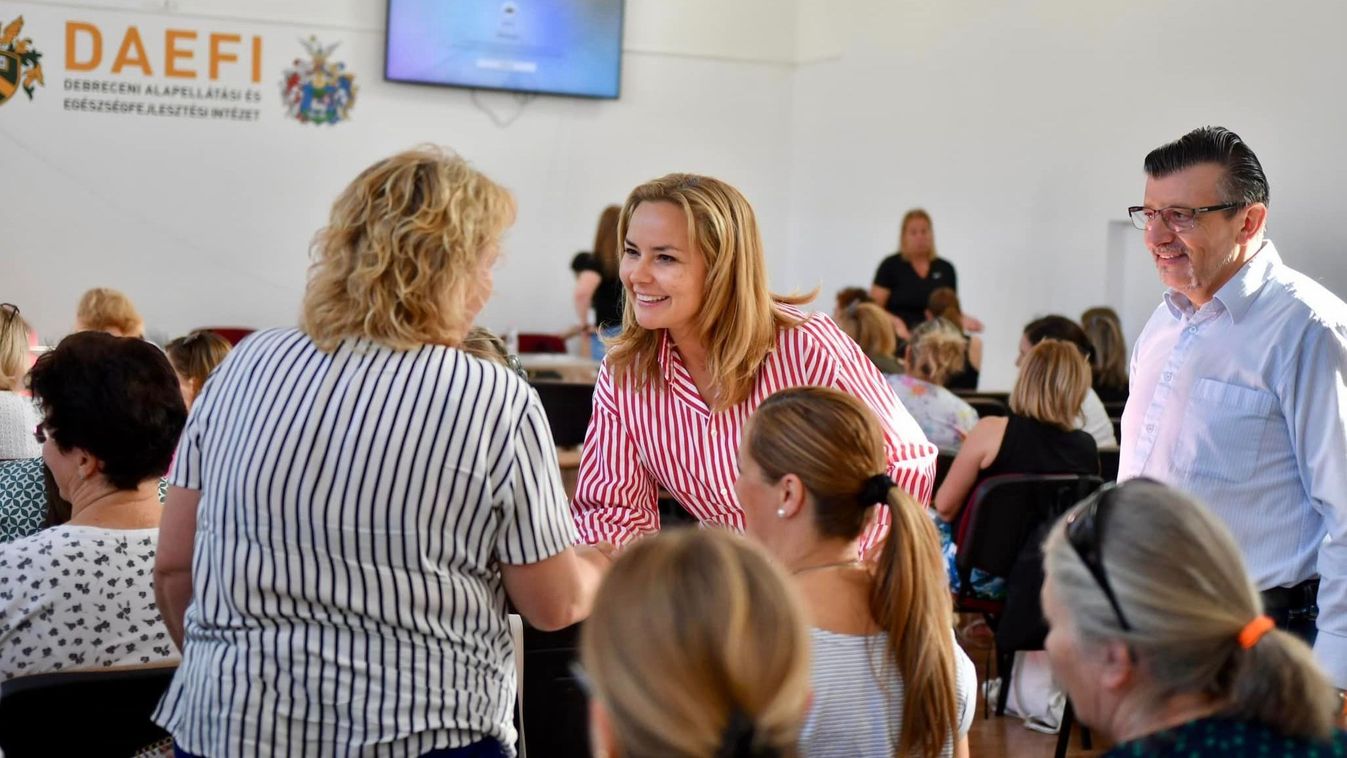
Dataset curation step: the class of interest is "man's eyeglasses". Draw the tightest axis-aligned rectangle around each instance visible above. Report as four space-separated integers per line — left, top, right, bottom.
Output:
1064 482 1133 632
0 303 18 334
1127 203 1241 232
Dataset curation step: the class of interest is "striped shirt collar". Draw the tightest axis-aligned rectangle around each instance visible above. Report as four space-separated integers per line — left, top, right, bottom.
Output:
1164 240 1278 324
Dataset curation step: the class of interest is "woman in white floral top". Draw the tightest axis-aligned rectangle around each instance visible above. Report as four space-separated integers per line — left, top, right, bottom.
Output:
887 319 978 450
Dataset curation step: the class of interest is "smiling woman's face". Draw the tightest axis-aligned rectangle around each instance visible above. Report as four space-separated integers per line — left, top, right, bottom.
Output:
619 201 707 342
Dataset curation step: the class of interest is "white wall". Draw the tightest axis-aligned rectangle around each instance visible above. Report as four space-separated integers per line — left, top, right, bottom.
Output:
3 0 797 344
6 0 1346 393
786 0 1347 389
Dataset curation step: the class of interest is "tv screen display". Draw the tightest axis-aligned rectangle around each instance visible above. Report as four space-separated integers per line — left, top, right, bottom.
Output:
385 0 624 100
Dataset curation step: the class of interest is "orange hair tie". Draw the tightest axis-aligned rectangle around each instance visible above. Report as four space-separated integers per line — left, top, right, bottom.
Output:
1238 615 1274 649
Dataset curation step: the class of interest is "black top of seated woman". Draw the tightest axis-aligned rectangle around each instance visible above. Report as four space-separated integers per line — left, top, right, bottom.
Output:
981 414 1098 480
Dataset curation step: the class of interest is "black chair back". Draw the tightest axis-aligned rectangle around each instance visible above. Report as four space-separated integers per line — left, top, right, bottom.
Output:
1099 448 1120 483
0 666 175 756
964 397 1008 418
531 381 595 448
955 473 1102 584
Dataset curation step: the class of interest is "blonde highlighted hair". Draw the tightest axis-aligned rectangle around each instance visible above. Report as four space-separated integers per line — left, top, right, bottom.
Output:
1081 307 1128 393
592 204 621 278
837 302 898 361
1044 480 1338 741
580 529 811 758
907 318 967 387
0 306 30 392
745 387 959 758
1011 339 1090 431
604 173 811 411
301 146 515 351
76 288 143 339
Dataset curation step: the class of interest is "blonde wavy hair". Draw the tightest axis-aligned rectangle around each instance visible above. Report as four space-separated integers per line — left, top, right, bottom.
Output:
581 528 811 758
746 387 960 758
906 318 967 387
0 307 30 392
75 288 144 339
1010 339 1090 431
301 146 515 351
605 173 811 410
1044 480 1338 741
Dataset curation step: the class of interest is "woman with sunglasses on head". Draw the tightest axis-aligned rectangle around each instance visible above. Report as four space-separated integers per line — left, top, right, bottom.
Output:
580 528 812 758
572 174 935 559
0 303 41 460
1042 479 1347 756
739 386 974 758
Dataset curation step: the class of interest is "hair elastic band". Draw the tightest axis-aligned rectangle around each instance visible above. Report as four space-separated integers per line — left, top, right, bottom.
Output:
1238 615 1274 649
858 474 894 506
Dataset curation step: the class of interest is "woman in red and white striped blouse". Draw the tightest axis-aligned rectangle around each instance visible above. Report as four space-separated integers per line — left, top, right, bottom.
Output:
572 173 936 556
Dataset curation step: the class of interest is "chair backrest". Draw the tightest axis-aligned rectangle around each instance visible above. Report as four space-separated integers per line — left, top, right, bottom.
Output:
0 457 46 543
531 381 596 448
1099 448 1120 483
955 474 1103 586
202 326 255 346
518 333 567 354
0 665 176 754
963 397 1008 418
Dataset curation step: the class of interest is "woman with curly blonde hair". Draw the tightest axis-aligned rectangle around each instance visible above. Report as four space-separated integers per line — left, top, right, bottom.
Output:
572 173 936 561
75 287 144 339
154 147 607 757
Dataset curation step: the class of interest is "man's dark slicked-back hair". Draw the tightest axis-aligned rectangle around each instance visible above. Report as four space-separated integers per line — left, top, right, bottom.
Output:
1144 126 1269 208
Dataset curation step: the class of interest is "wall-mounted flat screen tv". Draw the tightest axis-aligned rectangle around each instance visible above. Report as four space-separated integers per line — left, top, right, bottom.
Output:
385 0 624 100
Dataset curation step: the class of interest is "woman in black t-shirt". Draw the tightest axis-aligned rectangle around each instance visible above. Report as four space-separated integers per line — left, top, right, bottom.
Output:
571 205 624 357
870 209 982 340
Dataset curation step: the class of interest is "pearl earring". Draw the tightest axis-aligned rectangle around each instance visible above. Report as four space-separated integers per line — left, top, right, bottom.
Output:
776 507 787 518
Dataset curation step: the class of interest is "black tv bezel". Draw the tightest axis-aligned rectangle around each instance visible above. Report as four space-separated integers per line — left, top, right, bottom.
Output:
382 0 625 101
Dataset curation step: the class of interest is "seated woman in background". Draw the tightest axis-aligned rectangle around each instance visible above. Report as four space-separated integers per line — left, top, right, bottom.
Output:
1080 306 1129 404
0 331 186 679
1043 479 1346 756
833 286 872 317
164 330 232 410
934 340 1099 598
837 301 904 374
75 287 144 339
570 205 625 358
0 303 41 459
572 173 934 558
740 387 975 757
888 319 978 450
926 287 981 390
1020 315 1117 449
153 147 607 758
580 528 811 758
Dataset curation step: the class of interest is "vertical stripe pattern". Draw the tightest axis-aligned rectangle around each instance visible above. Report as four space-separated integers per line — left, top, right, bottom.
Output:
153 328 577 757
573 307 937 553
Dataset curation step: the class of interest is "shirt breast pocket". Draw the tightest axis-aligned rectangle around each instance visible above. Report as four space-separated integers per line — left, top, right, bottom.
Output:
1174 378 1274 483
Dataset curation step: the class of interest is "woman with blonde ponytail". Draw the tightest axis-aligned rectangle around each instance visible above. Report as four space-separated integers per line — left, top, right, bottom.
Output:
739 386 975 757
887 318 978 449
1042 479 1346 756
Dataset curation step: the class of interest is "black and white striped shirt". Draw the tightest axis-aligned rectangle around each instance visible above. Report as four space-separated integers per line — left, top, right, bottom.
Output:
153 328 578 757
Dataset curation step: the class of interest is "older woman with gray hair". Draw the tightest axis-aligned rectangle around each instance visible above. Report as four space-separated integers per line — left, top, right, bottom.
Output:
1041 479 1346 756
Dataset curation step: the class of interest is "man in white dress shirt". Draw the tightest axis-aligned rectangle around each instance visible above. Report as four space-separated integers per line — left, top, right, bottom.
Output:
1119 126 1347 688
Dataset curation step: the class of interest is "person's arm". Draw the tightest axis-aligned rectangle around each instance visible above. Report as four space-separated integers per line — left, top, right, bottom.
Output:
1285 324 1347 688
573 270 601 328
967 334 983 372
502 548 608 631
572 365 661 547
871 258 912 340
155 486 201 651
961 314 985 334
933 418 1003 522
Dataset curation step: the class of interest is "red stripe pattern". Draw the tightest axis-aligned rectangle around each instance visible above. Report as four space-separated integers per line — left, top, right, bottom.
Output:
573 306 937 553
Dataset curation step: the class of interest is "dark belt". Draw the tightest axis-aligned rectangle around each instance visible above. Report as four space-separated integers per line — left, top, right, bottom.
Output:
1262 578 1319 613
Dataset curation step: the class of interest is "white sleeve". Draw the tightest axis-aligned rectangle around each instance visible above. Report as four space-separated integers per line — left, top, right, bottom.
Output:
954 637 978 736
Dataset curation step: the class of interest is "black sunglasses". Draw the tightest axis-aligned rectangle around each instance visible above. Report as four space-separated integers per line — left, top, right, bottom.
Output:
1064 482 1133 632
